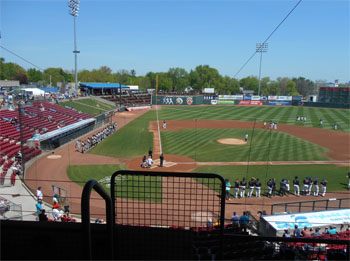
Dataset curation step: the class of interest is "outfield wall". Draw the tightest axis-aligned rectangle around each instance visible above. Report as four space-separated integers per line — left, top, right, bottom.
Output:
152 95 349 108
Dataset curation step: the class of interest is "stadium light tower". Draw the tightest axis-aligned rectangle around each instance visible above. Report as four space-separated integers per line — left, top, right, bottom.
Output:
69 0 80 93
256 42 268 96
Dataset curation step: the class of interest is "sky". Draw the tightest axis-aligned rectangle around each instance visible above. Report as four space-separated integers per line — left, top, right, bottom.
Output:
1 0 349 83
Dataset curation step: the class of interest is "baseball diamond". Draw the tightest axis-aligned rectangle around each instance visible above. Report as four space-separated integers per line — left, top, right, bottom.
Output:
25 105 350 224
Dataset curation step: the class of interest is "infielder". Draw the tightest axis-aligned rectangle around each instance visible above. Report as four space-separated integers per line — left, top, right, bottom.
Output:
163 120 166 129
244 133 248 142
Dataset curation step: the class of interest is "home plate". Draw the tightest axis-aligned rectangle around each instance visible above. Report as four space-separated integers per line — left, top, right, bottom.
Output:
150 159 177 169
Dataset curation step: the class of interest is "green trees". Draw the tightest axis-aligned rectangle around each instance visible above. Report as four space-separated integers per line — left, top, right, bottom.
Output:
0 58 29 84
0 57 328 95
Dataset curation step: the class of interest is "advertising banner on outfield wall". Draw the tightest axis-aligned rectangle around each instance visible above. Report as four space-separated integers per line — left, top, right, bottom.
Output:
211 100 218 105
243 95 252 100
239 100 263 106
251 95 261 100
218 95 243 100
276 96 293 101
267 101 292 106
152 95 203 105
217 100 235 104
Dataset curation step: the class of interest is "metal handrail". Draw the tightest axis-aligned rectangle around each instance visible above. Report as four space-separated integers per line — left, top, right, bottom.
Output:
81 179 114 260
271 197 349 214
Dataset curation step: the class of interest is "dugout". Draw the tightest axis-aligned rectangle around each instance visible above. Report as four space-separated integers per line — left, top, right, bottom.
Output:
27 118 96 150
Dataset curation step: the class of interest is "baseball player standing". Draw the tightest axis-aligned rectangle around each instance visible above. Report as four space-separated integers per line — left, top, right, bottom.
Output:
347 172 350 190
308 177 313 196
302 177 308 195
240 178 247 198
163 120 166 129
255 178 261 197
247 178 255 197
267 179 273 198
313 177 319 197
234 178 240 198
244 133 248 142
293 176 300 196
321 179 328 197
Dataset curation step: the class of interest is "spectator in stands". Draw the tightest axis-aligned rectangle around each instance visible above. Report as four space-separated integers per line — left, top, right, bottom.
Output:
231 212 240 230
10 167 17 186
239 212 249 233
36 199 43 215
38 209 48 222
312 228 321 236
322 227 329 234
293 225 301 238
301 226 312 237
52 204 64 221
283 229 291 238
328 226 338 235
36 187 43 200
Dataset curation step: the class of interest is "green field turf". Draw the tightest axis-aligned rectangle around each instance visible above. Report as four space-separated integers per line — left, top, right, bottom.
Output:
60 98 115 116
89 111 155 158
161 128 329 162
89 105 348 160
194 164 350 192
158 106 350 132
67 164 162 202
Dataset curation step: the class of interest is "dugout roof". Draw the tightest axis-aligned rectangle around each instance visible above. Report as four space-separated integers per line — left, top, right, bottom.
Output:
79 82 130 89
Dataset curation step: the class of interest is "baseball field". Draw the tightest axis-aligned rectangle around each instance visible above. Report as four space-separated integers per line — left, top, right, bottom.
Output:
26 104 350 221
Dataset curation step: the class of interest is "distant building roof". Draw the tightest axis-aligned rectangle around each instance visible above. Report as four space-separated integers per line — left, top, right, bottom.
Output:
39 87 58 93
79 82 130 89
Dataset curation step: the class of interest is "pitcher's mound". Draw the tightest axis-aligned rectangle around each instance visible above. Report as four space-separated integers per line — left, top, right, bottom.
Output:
217 138 246 145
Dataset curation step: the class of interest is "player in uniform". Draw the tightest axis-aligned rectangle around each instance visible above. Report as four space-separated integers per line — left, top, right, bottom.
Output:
313 177 319 197
267 179 273 198
247 178 255 198
255 178 261 197
163 120 166 129
302 177 308 195
347 172 350 190
234 178 240 198
244 133 248 142
293 176 300 196
308 177 313 196
240 178 246 198
321 179 328 197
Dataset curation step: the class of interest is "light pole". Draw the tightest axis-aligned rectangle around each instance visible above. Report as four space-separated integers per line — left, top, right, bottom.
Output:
69 0 80 93
256 43 268 96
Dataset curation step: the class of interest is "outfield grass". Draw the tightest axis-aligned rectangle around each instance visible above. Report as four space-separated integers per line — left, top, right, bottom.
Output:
60 98 115 116
161 128 329 162
158 106 350 132
194 164 350 192
89 111 156 158
67 164 162 202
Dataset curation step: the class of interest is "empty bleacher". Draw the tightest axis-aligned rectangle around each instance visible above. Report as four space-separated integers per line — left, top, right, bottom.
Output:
103 93 151 107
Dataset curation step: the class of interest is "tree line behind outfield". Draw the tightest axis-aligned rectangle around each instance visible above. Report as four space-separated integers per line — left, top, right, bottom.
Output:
1 57 349 96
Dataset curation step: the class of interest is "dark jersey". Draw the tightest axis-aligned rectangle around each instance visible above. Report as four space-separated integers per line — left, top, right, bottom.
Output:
248 180 255 187
313 179 318 185
321 181 327 186
235 181 240 188
255 181 261 187
240 180 246 187
293 179 299 185
267 181 272 187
